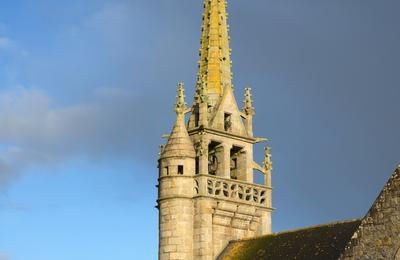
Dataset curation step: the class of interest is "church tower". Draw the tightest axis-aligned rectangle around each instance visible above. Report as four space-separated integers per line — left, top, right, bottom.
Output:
158 1 273 259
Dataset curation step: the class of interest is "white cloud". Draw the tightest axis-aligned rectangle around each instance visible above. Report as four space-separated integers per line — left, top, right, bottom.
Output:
0 86 160 187
0 3 185 188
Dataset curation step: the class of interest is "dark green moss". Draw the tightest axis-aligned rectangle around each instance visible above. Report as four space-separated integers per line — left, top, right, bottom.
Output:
218 219 361 260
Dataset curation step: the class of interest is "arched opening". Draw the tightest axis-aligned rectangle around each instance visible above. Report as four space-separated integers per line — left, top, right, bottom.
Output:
224 112 232 132
208 141 220 175
230 146 243 180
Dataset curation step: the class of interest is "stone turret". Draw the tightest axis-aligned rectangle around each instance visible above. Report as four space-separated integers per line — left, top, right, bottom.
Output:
158 83 196 260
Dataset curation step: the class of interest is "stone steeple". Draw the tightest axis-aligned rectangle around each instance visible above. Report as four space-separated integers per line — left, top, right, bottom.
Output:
197 0 232 105
158 1 272 259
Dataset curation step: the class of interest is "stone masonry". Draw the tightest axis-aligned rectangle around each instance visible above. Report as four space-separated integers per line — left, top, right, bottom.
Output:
340 166 400 260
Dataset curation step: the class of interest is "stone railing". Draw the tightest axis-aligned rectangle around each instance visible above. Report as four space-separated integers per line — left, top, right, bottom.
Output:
194 174 270 207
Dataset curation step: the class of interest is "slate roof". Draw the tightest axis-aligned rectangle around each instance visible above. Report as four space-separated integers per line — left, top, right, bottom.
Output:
218 219 362 260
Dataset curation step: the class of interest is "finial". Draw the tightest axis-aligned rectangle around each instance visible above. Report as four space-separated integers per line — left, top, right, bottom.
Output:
175 82 187 114
243 87 255 115
263 146 273 173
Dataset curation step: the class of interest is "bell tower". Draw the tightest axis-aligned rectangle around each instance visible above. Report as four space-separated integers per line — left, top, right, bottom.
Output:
157 1 273 259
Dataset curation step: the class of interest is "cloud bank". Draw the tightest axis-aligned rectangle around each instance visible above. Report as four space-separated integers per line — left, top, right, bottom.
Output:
0 86 166 187
0 1 197 188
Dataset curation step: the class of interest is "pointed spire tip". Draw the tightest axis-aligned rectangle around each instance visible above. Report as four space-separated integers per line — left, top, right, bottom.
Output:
175 82 187 114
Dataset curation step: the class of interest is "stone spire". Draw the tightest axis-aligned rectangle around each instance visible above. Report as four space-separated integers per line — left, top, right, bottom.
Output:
197 0 232 105
263 146 273 187
263 146 273 174
160 83 196 159
243 88 255 114
243 87 255 136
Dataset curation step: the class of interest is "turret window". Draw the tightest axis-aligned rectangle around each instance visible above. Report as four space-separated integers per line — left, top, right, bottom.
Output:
195 157 200 174
178 165 184 175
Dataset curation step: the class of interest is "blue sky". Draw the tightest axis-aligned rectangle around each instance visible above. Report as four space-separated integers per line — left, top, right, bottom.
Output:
0 1 399 259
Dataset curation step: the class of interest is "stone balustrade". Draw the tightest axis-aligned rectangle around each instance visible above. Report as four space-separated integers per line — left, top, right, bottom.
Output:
194 174 271 208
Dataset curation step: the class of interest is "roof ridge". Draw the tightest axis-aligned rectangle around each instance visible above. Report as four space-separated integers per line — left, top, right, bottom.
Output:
235 218 362 242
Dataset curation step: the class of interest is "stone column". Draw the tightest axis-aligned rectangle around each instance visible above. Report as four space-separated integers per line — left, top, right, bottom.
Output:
215 144 231 178
197 138 209 175
245 146 254 183
236 150 247 181
244 114 253 137
236 147 253 182
264 172 271 187
199 100 208 127
256 209 272 236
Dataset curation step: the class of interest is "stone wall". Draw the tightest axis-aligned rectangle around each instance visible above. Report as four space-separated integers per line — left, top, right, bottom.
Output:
193 198 215 260
340 167 400 260
192 198 271 259
158 168 195 260
159 198 194 260
191 174 272 259
211 201 271 256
